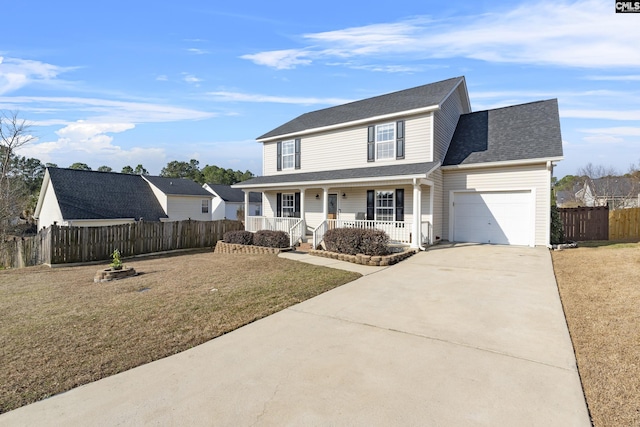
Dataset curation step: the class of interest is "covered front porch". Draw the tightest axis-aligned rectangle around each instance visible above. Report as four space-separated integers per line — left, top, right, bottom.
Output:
238 178 435 250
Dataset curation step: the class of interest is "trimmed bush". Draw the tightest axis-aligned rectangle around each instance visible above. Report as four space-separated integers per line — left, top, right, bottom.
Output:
253 230 290 248
323 227 390 256
223 230 254 245
550 205 565 244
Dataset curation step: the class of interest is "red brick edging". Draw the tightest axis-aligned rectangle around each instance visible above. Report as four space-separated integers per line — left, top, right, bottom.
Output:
308 249 416 266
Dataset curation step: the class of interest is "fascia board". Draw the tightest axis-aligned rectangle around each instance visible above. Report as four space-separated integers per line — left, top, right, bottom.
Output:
441 157 564 170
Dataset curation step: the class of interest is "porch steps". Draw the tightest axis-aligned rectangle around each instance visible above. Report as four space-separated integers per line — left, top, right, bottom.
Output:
295 242 314 253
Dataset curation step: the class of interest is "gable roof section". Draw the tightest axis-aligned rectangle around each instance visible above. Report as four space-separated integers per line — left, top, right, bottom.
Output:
443 99 563 167
234 162 438 188
589 177 640 198
47 168 168 221
206 184 261 203
143 176 212 196
258 77 466 140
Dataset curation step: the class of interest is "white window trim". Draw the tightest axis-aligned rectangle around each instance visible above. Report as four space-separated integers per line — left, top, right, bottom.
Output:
375 123 395 161
282 140 295 170
201 199 209 214
375 190 395 221
282 193 295 217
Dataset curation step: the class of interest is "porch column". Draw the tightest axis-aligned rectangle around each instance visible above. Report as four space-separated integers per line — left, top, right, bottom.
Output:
322 188 329 220
244 191 249 230
300 189 305 222
412 181 422 249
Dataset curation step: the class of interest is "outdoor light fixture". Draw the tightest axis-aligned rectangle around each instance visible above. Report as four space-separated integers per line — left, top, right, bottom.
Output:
315 194 319 199
342 193 347 199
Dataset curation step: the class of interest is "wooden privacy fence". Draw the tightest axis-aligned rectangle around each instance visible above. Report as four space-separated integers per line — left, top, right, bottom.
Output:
609 207 640 240
559 207 609 241
1 219 243 268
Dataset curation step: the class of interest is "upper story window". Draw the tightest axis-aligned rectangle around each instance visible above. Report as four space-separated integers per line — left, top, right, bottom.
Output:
376 123 395 160
367 121 404 162
282 140 295 169
277 139 301 171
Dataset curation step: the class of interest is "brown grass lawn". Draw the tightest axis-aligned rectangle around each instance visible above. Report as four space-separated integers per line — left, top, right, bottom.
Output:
0 251 360 414
552 241 640 427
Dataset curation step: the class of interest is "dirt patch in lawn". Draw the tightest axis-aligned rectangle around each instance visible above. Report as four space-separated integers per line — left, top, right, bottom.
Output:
0 252 360 414
552 242 640 427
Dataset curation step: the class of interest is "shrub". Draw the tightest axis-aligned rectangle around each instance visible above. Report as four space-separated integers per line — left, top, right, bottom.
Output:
223 230 254 245
254 230 290 248
550 205 565 244
323 227 390 256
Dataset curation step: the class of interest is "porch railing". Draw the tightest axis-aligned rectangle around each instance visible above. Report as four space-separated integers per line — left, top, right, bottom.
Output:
246 216 305 247
314 219 413 247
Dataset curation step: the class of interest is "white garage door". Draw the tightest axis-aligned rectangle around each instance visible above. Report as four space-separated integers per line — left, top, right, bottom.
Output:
453 191 533 246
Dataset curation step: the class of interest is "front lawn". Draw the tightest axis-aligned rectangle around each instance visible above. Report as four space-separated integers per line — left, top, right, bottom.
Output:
0 251 360 414
552 241 640 427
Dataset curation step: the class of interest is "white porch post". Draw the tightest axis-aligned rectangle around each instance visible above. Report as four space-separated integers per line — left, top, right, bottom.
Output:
412 180 422 249
322 188 329 220
243 191 249 229
428 184 435 244
300 189 305 222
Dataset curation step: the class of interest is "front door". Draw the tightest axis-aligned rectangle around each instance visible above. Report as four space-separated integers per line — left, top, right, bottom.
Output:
328 194 338 219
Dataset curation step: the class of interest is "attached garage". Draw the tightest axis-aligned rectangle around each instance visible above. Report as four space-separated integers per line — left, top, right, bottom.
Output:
451 190 534 246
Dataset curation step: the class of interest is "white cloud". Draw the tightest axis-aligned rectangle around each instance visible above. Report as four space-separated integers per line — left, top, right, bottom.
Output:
580 127 640 136
182 73 203 85
583 135 625 145
240 49 312 70
0 96 217 123
207 91 352 105
562 109 640 121
585 75 640 81
187 48 209 55
156 75 169 81
0 56 76 94
242 0 640 69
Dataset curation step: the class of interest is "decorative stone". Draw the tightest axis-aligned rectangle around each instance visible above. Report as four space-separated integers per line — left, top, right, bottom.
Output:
94 267 137 283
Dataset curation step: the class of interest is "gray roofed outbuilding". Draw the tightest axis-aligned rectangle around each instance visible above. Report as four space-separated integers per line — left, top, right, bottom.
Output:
234 162 438 187
206 184 261 203
143 176 212 196
47 168 168 221
258 77 465 140
443 99 563 166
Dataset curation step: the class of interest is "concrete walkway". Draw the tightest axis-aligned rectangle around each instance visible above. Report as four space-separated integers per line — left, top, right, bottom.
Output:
1 244 590 426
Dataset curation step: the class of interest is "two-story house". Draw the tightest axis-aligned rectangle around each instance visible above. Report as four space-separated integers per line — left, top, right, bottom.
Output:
233 76 563 248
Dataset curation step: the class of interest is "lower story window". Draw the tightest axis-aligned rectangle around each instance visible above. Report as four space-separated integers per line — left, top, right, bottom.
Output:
282 193 295 217
202 199 209 214
376 191 394 221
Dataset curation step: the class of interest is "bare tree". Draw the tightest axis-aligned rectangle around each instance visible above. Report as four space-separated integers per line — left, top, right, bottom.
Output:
0 111 36 241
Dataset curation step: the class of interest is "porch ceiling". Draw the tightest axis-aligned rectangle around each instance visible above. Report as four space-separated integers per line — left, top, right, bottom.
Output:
234 161 438 190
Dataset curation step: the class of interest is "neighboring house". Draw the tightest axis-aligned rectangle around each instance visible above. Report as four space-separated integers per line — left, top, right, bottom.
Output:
571 177 640 209
34 168 214 230
203 184 262 220
234 76 563 248
143 175 214 221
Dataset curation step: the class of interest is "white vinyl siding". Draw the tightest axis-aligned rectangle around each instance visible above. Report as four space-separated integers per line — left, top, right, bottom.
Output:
165 195 212 221
442 164 551 246
262 114 432 176
433 85 467 162
37 180 64 230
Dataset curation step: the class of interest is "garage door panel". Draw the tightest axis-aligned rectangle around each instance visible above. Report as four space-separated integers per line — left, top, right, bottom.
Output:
453 191 532 246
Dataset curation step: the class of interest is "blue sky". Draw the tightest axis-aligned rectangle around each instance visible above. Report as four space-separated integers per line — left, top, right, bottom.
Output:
1 0 639 179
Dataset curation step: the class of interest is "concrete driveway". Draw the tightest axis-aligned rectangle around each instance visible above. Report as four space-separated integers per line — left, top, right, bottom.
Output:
0 244 590 426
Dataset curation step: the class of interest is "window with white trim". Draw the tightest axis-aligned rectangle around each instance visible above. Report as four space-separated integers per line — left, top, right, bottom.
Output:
282 193 295 217
376 123 395 160
201 199 209 214
375 191 394 221
282 140 295 169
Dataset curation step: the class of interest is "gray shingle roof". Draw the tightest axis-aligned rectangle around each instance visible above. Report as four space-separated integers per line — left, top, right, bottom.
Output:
235 162 438 187
206 184 261 203
258 77 465 140
143 176 212 196
443 99 563 166
590 177 640 197
47 168 168 221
